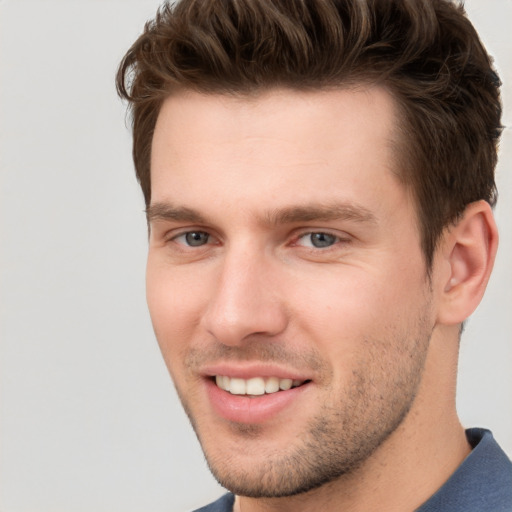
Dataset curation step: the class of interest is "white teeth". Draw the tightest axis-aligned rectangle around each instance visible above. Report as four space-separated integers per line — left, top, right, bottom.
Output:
229 378 246 395
279 378 292 391
265 377 280 394
215 376 305 395
246 377 265 395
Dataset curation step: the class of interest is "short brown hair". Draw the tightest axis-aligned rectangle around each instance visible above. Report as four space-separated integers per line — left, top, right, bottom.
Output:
116 0 501 267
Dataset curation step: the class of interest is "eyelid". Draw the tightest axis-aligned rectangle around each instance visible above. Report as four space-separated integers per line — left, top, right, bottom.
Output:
159 225 350 250
297 232 335 245
175 231 207 245
166 227 221 249
294 228 346 239
290 229 348 248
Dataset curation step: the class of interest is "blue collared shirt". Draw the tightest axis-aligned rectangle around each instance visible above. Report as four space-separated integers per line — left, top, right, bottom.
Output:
416 428 512 511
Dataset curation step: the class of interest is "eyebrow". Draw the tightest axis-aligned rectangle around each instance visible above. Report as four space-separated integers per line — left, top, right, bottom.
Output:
146 203 207 224
146 201 377 226
265 203 377 226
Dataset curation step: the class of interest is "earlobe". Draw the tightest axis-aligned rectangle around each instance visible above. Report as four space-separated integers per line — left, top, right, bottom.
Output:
437 200 498 325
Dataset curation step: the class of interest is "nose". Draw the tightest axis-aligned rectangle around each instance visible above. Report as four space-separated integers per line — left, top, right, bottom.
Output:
201 248 288 346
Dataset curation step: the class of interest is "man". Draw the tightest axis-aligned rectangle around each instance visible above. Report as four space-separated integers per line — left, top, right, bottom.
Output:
116 0 512 510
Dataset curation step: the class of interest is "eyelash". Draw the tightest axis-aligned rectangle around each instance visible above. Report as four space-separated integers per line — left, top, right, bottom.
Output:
169 230 214 248
167 229 348 252
293 231 343 249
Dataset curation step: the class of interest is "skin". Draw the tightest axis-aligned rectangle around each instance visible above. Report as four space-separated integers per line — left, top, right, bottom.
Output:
146 87 498 511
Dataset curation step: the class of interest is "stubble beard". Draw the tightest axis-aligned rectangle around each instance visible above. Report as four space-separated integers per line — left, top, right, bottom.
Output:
173 312 433 499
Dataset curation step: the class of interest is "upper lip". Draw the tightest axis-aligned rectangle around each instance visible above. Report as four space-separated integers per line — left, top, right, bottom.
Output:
201 362 312 381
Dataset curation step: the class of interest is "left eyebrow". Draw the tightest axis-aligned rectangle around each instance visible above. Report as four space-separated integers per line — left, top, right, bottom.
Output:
264 203 377 226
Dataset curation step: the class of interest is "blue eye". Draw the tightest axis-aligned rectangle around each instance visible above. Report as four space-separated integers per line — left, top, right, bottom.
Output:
178 231 210 247
299 232 338 248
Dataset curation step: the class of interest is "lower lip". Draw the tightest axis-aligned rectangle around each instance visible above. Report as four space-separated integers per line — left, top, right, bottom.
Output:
205 379 311 424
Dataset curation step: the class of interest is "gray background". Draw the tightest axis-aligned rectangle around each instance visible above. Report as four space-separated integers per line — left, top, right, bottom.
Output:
0 1 510 511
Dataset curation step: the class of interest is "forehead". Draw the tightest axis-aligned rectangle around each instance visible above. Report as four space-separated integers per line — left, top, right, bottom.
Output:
150 87 407 220
152 86 398 153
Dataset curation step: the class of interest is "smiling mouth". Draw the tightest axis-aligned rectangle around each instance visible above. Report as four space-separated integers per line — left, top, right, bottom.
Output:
214 376 309 396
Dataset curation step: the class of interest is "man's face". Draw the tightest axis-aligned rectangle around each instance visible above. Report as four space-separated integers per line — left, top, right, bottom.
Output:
147 88 436 497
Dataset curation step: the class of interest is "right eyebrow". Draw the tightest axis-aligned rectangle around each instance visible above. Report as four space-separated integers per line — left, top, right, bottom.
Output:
145 202 207 224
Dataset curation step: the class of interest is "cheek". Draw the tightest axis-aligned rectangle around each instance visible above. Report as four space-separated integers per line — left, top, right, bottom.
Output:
145 257 208 362
290 262 427 355
291 266 386 325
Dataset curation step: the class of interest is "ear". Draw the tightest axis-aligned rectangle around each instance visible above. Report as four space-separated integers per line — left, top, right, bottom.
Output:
436 200 498 325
